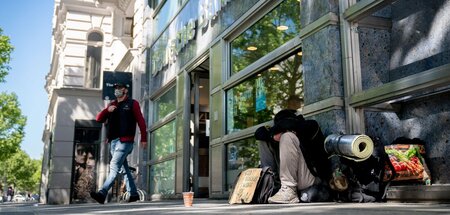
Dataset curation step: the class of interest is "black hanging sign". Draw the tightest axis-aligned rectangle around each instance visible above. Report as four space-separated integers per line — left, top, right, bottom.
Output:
102 71 133 100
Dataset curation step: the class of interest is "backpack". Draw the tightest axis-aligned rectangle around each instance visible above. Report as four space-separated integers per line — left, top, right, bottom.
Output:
330 137 395 202
228 167 279 204
252 166 280 204
296 119 332 182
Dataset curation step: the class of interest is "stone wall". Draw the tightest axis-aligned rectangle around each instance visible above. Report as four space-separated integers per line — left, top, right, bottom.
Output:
300 0 346 135
363 0 450 184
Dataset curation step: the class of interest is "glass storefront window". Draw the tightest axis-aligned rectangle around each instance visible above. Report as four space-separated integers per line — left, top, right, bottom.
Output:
226 138 260 190
227 52 304 133
150 120 176 159
152 0 188 40
230 0 301 75
149 159 175 195
153 87 176 123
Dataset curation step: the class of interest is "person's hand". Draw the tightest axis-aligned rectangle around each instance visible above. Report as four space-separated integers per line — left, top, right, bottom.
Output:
107 105 117 112
140 141 147 149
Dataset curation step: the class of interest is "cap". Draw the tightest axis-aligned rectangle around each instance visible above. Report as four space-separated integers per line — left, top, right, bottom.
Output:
113 83 129 88
273 109 304 124
269 109 306 136
255 125 272 142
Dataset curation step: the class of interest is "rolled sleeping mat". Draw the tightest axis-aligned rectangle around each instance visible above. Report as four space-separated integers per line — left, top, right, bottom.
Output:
324 134 374 162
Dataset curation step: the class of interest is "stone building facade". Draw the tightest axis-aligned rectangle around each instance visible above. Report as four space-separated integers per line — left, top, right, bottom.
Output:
42 0 148 204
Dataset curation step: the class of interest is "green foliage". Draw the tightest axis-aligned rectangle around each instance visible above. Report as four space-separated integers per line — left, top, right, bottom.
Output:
236 139 260 168
154 87 176 121
225 0 303 169
0 92 26 162
0 26 28 162
0 28 14 83
231 0 301 74
0 150 41 193
152 120 176 159
228 54 303 132
150 159 175 195
227 0 303 132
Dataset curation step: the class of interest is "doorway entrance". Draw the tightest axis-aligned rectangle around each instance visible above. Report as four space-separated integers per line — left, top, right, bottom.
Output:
189 58 210 198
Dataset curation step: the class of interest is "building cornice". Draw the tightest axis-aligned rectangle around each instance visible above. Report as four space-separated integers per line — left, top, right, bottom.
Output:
54 87 103 98
48 87 103 115
114 48 139 71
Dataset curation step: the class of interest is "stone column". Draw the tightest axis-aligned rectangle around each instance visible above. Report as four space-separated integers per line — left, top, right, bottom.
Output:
300 0 346 135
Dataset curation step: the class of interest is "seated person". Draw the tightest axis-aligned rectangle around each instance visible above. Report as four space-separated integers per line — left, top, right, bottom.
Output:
255 109 330 204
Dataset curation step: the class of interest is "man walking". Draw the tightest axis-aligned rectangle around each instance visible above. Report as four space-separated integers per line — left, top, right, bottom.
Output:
90 82 147 204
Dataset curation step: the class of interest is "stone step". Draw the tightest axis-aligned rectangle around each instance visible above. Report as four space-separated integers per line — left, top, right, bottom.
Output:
386 184 450 203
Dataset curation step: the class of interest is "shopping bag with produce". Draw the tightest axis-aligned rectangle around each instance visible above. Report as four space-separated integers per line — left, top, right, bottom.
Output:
383 138 431 184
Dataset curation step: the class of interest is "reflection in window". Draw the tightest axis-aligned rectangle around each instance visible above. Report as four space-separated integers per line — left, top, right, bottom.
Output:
152 0 188 39
153 87 176 123
226 138 260 191
149 159 175 195
148 0 163 9
150 120 176 159
85 32 103 88
230 0 300 75
227 52 303 133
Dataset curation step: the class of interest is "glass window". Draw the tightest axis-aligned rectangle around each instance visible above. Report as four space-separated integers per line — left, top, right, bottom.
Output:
152 0 187 39
150 120 176 159
85 32 103 88
149 0 163 9
230 0 301 75
153 87 176 123
87 32 103 41
226 138 260 191
149 159 175 195
227 52 303 133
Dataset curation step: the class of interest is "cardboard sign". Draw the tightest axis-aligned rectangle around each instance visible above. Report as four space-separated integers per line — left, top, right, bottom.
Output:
228 168 262 204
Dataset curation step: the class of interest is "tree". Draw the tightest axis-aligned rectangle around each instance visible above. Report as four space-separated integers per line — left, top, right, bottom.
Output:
0 93 26 161
0 28 14 82
0 149 41 193
0 28 26 162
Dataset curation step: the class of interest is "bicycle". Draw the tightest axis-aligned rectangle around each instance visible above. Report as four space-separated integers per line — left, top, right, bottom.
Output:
117 166 147 202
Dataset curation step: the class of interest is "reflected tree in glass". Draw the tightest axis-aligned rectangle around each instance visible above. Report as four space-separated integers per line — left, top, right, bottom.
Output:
151 120 176 160
154 87 176 123
150 160 175 195
231 0 301 75
227 53 303 133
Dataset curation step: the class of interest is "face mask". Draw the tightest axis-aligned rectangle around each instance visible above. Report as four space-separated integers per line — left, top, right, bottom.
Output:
114 89 124 97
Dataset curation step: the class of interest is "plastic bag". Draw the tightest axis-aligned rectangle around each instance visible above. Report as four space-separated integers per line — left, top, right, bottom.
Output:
384 144 431 184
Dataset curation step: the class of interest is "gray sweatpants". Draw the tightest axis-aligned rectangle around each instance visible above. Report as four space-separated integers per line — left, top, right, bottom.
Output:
258 132 316 191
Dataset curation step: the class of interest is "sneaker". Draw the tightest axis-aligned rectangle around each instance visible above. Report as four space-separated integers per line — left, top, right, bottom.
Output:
120 194 140 203
90 191 106 204
268 185 299 204
128 195 140 202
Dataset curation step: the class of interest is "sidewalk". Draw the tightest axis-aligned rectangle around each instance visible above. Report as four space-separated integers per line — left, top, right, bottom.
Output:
1 199 450 214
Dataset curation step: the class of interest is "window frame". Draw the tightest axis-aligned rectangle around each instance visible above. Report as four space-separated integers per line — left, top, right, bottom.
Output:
217 0 302 142
229 0 302 76
85 31 103 89
225 47 304 134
